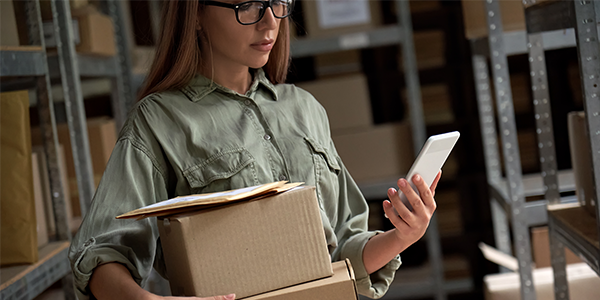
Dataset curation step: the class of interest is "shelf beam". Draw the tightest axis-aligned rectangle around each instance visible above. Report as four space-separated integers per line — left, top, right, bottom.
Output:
290 25 404 58
0 50 46 77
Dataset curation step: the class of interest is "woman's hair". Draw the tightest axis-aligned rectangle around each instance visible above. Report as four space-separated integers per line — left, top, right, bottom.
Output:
137 0 291 100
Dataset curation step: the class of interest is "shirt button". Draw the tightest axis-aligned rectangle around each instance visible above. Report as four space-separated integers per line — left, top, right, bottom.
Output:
244 100 252 106
263 134 271 141
279 175 287 181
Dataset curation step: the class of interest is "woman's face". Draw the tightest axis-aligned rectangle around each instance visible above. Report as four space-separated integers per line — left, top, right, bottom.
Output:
200 1 281 72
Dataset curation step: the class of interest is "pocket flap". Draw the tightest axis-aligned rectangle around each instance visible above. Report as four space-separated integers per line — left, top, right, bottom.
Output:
183 148 255 188
304 137 341 172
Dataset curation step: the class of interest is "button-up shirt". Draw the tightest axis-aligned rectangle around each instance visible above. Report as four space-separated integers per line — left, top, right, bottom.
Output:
69 69 401 299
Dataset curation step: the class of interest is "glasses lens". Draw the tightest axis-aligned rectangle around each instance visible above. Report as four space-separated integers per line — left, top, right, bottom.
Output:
237 2 264 24
271 0 292 18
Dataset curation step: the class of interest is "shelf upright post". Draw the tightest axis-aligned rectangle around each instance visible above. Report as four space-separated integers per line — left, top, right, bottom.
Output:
26 0 76 298
471 51 512 272
396 1 444 299
107 0 135 130
526 28 566 300
483 1 536 299
50 0 95 217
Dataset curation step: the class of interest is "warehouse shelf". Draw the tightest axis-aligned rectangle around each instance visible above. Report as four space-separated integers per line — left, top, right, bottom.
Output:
291 25 404 58
0 47 47 77
522 0 600 298
548 207 600 274
290 1 448 299
472 0 600 299
47 53 118 78
0 242 71 300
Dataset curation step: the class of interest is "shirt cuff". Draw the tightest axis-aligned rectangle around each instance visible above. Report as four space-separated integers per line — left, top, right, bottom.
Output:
69 237 144 300
341 231 403 299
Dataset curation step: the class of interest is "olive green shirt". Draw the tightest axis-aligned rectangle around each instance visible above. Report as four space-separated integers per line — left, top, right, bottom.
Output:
69 69 401 299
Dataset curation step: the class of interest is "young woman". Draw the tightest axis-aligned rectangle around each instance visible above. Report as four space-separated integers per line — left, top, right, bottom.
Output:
69 1 440 299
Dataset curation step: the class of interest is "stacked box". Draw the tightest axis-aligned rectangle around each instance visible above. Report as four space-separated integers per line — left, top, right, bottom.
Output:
461 0 525 40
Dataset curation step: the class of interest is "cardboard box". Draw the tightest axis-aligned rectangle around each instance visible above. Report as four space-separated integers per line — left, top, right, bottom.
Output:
531 226 581 268
32 152 50 248
404 83 454 126
40 0 90 21
1 0 20 47
297 74 373 133
568 112 597 218
302 0 382 38
157 186 333 299
1 90 38 265
244 259 358 300
332 122 414 183
31 117 116 217
411 30 446 70
461 0 525 39
484 263 600 300
314 50 362 78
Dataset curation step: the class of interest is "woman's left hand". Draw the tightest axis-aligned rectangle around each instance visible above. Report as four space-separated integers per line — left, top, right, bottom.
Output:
383 171 441 248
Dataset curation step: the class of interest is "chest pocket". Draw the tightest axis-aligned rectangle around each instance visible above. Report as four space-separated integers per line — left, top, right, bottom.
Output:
183 148 259 194
305 137 341 211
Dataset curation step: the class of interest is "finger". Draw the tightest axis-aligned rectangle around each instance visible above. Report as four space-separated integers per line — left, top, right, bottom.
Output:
383 200 409 229
430 170 442 196
397 177 425 214
207 294 236 300
388 186 415 224
412 174 436 210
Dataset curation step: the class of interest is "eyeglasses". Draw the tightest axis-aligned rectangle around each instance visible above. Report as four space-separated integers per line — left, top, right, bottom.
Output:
204 0 294 25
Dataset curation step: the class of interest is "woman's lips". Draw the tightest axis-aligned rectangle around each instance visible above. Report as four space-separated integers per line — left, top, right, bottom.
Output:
251 39 274 52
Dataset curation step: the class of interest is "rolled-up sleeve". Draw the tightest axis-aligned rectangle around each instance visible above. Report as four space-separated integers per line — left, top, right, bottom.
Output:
68 136 169 300
330 156 402 299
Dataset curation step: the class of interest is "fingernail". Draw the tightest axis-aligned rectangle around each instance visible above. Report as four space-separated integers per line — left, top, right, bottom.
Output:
225 294 236 300
399 179 407 188
414 175 421 182
389 188 397 195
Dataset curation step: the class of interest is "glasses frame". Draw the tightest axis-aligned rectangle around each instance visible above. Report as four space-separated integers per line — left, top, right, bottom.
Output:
203 0 294 25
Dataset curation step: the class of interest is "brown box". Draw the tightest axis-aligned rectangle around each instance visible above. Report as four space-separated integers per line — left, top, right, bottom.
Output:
75 11 116 56
531 226 581 268
302 0 382 38
244 259 358 300
32 152 49 248
1 90 38 265
404 83 454 126
297 74 373 133
332 122 414 183
1 0 20 47
484 263 600 300
157 186 333 299
412 30 446 70
568 111 597 218
461 0 525 40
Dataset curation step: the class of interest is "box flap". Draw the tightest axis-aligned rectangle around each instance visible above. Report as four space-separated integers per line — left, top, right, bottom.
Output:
116 181 302 219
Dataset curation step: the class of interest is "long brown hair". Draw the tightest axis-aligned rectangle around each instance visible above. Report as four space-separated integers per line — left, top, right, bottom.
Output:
138 0 291 100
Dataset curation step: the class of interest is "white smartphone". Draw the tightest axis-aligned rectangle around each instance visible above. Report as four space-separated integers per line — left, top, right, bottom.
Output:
399 131 460 211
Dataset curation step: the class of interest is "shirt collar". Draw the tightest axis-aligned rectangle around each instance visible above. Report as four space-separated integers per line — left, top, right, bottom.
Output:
181 68 278 102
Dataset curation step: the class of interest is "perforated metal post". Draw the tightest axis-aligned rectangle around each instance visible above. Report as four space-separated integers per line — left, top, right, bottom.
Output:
526 34 560 205
573 0 600 243
51 0 95 217
107 0 135 130
397 1 444 299
484 1 536 299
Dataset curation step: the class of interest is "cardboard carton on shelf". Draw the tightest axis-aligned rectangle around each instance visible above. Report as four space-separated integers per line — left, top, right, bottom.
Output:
461 0 525 40
297 73 373 133
31 152 50 248
568 111 597 218
120 183 332 299
244 259 358 300
302 0 382 38
531 226 581 268
1 90 38 266
1 0 20 47
332 121 414 184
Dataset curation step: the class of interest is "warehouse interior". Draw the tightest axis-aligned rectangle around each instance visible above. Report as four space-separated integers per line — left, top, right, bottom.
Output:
1 0 599 300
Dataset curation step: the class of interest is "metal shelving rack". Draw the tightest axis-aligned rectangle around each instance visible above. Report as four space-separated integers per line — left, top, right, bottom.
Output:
291 1 472 299
0 1 74 299
0 0 134 299
470 0 599 299
521 1 600 299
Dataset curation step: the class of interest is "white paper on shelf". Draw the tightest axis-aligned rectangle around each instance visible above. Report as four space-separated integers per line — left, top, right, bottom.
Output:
316 0 371 29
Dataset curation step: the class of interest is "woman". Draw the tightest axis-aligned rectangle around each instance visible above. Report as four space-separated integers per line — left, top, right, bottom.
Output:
69 1 440 299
